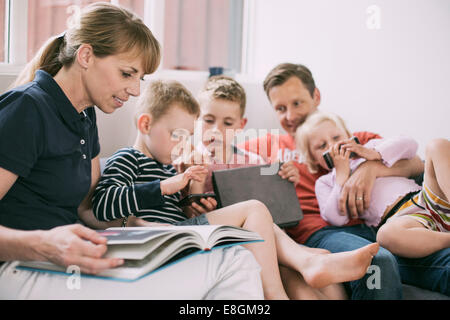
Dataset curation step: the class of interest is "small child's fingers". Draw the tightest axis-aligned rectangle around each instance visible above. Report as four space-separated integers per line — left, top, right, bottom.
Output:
285 168 299 179
190 202 207 214
206 197 218 207
279 163 289 174
188 166 208 174
332 144 340 156
199 198 216 211
288 176 299 184
343 148 351 159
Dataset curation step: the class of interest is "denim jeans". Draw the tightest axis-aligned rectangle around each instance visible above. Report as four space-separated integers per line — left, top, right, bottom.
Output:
305 224 403 300
305 224 450 299
396 248 449 296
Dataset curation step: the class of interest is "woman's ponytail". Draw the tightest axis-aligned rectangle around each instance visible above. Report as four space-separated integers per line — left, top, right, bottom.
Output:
10 2 160 90
9 34 65 89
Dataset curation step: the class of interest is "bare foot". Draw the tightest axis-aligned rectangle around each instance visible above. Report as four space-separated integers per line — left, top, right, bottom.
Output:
298 245 331 255
298 243 380 288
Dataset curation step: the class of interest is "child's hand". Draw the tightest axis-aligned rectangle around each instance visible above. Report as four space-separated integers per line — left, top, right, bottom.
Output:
341 142 381 161
173 149 212 173
183 197 218 218
278 161 300 185
160 166 209 195
189 169 209 194
330 143 351 186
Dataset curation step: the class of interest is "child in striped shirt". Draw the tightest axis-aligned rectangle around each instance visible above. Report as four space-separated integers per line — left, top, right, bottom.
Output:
296 110 450 259
93 79 380 300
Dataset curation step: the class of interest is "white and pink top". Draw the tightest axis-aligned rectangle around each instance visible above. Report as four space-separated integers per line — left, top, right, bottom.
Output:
315 136 422 227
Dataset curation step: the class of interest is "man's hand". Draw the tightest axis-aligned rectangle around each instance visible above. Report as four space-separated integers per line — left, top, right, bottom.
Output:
339 161 377 219
278 161 300 185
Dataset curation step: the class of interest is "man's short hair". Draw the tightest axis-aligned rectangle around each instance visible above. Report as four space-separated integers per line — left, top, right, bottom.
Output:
198 75 247 117
263 63 316 99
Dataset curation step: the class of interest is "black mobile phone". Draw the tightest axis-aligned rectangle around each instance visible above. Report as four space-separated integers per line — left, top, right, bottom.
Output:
322 136 360 170
179 193 216 207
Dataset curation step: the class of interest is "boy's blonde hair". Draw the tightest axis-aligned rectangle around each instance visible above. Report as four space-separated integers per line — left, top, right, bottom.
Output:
296 110 352 173
198 75 246 117
12 2 160 89
135 80 200 125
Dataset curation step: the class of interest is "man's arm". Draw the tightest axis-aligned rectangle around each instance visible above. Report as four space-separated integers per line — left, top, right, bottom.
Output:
339 156 424 219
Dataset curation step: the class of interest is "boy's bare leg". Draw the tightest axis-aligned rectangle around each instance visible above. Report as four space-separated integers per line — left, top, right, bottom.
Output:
377 138 450 258
206 200 289 300
279 266 347 300
207 200 378 292
273 224 379 288
377 216 450 258
424 138 450 201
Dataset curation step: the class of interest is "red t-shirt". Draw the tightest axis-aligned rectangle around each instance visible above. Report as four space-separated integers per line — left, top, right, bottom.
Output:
239 131 381 244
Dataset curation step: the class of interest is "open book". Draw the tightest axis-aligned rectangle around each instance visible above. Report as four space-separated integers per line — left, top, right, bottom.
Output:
17 225 263 281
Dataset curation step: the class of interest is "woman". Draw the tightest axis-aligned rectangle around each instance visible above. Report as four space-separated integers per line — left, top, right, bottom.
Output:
0 2 263 300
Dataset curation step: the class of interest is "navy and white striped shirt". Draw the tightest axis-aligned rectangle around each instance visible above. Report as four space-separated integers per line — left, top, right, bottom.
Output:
92 147 187 224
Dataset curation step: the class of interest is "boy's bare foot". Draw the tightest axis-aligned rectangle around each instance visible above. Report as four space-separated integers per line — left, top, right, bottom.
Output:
299 246 331 255
298 243 380 289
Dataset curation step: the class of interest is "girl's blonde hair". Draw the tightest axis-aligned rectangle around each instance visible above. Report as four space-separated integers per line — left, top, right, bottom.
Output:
296 110 352 173
135 80 200 126
11 2 160 88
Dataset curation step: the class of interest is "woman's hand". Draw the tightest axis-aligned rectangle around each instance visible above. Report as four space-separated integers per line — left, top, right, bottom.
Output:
160 166 209 195
36 224 124 275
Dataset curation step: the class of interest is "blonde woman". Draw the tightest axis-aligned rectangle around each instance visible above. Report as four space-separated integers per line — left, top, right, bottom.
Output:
0 3 264 300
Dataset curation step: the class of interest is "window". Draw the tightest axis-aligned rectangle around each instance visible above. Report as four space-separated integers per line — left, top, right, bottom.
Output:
163 0 244 72
1 0 246 75
0 0 6 63
27 0 145 61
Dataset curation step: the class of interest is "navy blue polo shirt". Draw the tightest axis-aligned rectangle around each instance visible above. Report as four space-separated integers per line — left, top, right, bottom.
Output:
0 70 100 230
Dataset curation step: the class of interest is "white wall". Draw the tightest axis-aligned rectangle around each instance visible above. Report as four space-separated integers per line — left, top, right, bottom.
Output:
250 0 450 157
1 0 449 158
